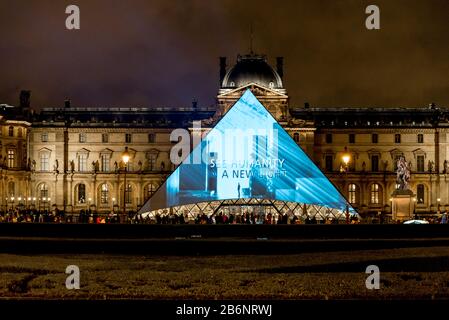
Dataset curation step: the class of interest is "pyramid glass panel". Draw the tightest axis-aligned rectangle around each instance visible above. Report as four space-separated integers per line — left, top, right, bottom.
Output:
139 90 355 215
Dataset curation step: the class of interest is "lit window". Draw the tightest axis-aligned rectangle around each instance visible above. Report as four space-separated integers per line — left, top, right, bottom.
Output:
417 184 425 204
40 153 50 171
148 153 157 171
78 154 87 172
370 184 380 204
145 183 157 201
40 184 49 199
100 184 109 204
77 184 86 203
125 184 132 204
101 154 110 172
8 181 15 197
348 184 357 204
7 150 15 168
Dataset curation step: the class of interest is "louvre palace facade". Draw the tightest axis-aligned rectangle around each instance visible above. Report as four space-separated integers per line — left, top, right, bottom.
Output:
1 53 449 220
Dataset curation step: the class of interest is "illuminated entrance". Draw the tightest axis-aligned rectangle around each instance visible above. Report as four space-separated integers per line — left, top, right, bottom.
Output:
138 90 356 221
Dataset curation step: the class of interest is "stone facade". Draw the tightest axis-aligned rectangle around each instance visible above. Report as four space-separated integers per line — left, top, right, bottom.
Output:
1 54 449 220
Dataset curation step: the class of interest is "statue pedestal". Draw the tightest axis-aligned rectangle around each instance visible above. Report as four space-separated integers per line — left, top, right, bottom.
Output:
391 189 415 222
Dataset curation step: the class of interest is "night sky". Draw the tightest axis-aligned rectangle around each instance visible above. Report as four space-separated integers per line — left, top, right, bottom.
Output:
0 0 448 109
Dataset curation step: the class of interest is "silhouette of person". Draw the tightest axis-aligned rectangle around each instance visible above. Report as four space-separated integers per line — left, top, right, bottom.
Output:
237 182 241 198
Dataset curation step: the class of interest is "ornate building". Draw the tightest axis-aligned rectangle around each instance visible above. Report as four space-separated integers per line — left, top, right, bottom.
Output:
1 53 449 220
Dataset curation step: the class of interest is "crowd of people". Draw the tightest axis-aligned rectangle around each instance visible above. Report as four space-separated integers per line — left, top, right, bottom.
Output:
1 207 448 225
133 211 361 225
0 208 134 224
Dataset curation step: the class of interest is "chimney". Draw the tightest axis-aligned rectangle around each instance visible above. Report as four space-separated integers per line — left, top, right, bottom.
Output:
276 57 284 79
19 90 31 109
64 99 71 109
219 57 227 85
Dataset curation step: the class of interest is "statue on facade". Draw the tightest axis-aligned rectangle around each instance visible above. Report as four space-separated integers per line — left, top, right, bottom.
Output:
428 160 434 173
161 161 165 171
114 161 118 173
69 160 75 173
137 160 142 172
31 159 36 172
382 160 388 172
361 161 366 172
396 156 411 190
444 160 449 174
53 159 59 174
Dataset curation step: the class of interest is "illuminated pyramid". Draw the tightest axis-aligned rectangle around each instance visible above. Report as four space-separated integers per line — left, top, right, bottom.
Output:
139 90 354 215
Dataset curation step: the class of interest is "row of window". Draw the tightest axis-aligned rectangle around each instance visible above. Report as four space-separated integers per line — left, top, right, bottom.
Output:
6 182 159 206
40 133 157 143
75 183 156 204
38 153 162 172
2 126 24 138
347 183 426 205
325 133 424 144
325 154 428 172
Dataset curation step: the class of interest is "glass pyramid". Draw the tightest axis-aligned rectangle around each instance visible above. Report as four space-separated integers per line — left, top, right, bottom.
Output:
139 90 354 215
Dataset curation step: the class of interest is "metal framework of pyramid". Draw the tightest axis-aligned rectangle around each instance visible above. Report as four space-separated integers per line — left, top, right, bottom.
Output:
138 90 355 219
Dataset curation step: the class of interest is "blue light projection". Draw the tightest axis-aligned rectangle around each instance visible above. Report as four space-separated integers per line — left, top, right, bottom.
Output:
139 90 354 214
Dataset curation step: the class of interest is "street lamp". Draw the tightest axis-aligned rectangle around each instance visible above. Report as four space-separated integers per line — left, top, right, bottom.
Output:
413 197 417 219
342 147 351 223
122 146 130 223
437 198 441 214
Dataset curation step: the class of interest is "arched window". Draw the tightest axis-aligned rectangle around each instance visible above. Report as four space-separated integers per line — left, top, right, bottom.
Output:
39 184 49 200
18 128 23 138
8 181 15 197
370 183 381 204
100 184 109 204
293 133 300 143
77 184 86 203
125 184 132 204
348 184 357 204
144 183 157 201
417 184 425 204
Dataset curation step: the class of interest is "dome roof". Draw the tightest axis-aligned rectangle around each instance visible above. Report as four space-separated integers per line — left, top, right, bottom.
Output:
222 54 283 89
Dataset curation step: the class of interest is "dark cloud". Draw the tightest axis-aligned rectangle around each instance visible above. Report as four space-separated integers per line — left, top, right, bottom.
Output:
0 0 448 108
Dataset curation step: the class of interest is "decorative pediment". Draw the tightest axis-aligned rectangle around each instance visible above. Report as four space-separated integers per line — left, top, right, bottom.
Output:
76 148 90 157
367 148 381 159
389 148 403 160
38 147 52 154
412 148 426 159
146 148 160 159
99 148 113 156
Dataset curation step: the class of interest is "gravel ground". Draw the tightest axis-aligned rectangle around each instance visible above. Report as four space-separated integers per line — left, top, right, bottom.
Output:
1 247 449 299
